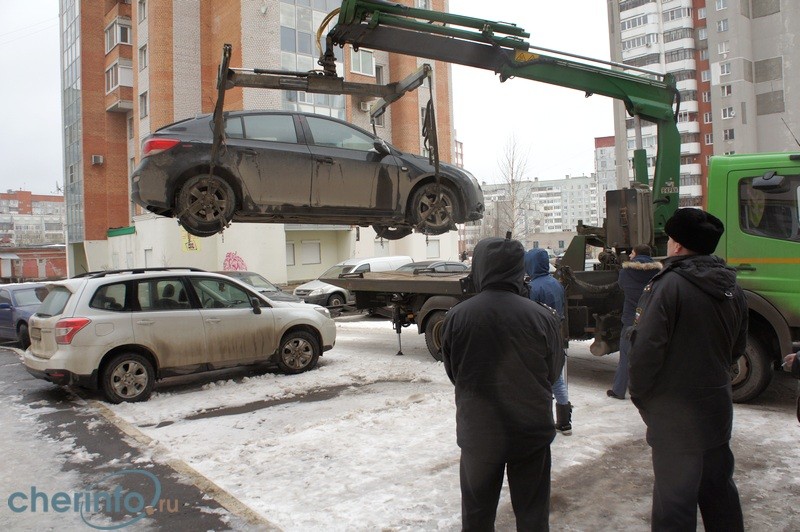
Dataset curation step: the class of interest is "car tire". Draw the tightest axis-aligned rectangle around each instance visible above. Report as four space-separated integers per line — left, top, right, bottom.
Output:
276 330 320 374
731 334 772 403
424 310 447 362
373 225 413 240
17 323 30 350
410 182 458 235
101 352 155 403
327 293 346 307
176 174 236 236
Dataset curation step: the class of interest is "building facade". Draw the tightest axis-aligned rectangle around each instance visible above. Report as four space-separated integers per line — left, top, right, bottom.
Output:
607 0 799 207
58 0 459 279
0 191 65 247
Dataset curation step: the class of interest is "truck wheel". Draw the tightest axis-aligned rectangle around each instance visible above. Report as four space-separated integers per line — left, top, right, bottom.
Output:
101 352 155 403
424 311 447 362
276 330 320 374
731 334 772 403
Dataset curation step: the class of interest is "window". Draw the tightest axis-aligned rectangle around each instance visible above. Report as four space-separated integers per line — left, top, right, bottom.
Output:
724 128 735 140
426 239 440 258
90 283 128 311
722 106 735 119
415 0 431 8
718 41 730 55
104 19 131 52
373 65 385 126
127 116 134 139
286 242 295 266
702 91 711 103
739 175 800 241
701 70 711 82
350 49 374 76
138 45 147 70
715 0 727 10
720 62 731 75
620 14 649 32
139 91 148 118
243 114 298 142
622 33 659 51
665 48 694 63
700 49 709 61
662 7 692 22
138 0 147 23
704 112 713 123
698 27 707 40
698 7 706 19
717 19 729 32
105 64 119 93
190 278 251 309
301 241 321 265
306 116 374 150
704 133 713 145
721 84 732 97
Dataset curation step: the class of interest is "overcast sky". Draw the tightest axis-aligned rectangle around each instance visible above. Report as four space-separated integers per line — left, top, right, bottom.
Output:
0 0 612 195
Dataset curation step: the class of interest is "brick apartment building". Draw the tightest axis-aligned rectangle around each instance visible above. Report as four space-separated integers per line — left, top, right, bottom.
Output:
59 0 457 275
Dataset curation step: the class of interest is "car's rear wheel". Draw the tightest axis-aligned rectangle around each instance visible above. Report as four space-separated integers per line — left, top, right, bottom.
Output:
410 182 458 235
17 323 30 350
373 225 413 240
176 175 236 237
276 330 320 374
101 352 155 403
424 310 447 362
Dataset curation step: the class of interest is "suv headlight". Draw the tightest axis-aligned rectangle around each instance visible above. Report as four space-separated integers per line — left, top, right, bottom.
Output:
313 306 331 318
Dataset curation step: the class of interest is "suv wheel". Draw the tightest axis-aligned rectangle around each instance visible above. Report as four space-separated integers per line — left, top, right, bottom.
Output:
276 331 320 374
102 352 155 403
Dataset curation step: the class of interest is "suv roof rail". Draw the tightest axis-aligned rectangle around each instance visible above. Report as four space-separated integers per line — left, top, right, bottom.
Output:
73 267 207 279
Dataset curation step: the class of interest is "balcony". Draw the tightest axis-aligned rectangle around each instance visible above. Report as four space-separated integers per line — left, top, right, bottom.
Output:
680 142 702 155
105 86 133 113
680 163 702 175
680 100 699 113
675 78 698 91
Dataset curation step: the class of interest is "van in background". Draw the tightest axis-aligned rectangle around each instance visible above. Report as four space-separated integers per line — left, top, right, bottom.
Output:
293 256 412 307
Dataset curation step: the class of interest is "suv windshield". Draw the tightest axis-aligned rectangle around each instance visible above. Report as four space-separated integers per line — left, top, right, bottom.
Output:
36 286 72 317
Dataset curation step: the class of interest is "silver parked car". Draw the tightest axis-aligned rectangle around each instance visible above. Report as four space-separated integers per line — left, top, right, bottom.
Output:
23 268 336 403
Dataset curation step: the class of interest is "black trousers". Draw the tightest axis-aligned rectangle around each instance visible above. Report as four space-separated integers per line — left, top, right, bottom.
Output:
651 442 744 532
459 446 551 532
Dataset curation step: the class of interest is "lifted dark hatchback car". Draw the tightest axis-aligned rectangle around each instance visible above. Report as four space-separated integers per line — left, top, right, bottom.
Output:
132 111 484 239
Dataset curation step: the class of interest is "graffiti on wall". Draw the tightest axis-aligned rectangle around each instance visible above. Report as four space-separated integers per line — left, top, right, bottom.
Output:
222 251 247 271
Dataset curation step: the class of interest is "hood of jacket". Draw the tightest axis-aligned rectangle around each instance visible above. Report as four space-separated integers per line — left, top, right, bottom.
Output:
524 248 551 279
661 254 738 301
471 237 526 293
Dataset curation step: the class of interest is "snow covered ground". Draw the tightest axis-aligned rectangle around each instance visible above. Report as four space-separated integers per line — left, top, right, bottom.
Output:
2 313 798 530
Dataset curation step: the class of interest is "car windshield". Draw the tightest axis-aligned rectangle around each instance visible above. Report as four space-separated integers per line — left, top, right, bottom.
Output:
36 286 72 317
319 264 355 278
14 288 43 306
237 273 279 292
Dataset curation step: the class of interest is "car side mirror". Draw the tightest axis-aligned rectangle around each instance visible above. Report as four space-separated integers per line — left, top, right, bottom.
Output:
373 139 390 156
250 297 262 314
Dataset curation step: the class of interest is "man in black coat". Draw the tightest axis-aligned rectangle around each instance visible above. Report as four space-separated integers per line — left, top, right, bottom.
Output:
629 208 748 531
441 236 564 531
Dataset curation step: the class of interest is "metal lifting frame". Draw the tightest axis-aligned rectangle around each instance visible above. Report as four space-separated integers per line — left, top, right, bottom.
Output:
321 0 683 245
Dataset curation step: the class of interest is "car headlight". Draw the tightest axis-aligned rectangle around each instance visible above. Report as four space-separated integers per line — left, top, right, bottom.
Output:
313 306 331 318
309 288 323 296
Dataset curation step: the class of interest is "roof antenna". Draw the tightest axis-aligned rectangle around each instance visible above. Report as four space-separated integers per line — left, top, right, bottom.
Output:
781 117 800 148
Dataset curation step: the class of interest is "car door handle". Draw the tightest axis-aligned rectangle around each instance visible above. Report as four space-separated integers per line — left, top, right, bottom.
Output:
315 157 334 165
735 263 756 272
136 319 155 325
205 318 221 323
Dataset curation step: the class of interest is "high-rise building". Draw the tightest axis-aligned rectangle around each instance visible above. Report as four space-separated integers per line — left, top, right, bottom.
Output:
58 0 456 274
607 0 799 207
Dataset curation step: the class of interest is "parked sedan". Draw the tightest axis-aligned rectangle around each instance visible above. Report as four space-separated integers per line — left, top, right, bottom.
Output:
131 111 484 239
215 270 302 303
0 283 46 348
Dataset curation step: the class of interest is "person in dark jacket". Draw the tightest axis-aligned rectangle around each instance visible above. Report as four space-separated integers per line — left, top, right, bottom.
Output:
442 237 564 531
629 208 748 532
524 248 572 435
608 244 661 400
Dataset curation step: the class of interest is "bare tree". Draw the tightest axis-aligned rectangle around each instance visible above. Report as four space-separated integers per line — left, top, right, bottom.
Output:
478 135 541 246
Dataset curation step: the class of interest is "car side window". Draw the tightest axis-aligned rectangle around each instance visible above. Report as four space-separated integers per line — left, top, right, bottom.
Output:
0 290 10 306
225 116 244 139
242 114 298 143
739 175 800 241
353 264 371 273
305 116 374 151
137 278 191 311
190 278 252 309
90 283 127 311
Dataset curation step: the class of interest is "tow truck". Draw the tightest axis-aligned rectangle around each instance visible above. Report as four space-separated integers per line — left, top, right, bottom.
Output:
311 0 799 403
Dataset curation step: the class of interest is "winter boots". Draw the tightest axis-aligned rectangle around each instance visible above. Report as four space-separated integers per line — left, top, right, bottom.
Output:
555 402 573 435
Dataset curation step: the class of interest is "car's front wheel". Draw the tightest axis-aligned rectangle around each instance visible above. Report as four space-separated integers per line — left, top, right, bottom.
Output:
410 182 458 235
176 175 236 236
276 330 320 374
101 352 155 403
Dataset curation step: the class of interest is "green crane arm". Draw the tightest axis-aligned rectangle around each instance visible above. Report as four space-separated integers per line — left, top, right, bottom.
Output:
324 0 682 246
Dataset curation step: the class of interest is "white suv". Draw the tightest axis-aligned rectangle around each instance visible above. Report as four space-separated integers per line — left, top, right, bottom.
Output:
23 268 336 403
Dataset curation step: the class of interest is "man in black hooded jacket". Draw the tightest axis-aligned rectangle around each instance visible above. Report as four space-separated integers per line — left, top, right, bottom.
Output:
441 237 564 531
629 208 748 531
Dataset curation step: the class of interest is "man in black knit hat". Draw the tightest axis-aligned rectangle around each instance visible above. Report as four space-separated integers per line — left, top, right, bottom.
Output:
628 208 748 531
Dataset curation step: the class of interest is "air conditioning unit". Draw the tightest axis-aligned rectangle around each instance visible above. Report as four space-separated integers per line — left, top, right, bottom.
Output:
359 101 371 112
91 155 104 165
